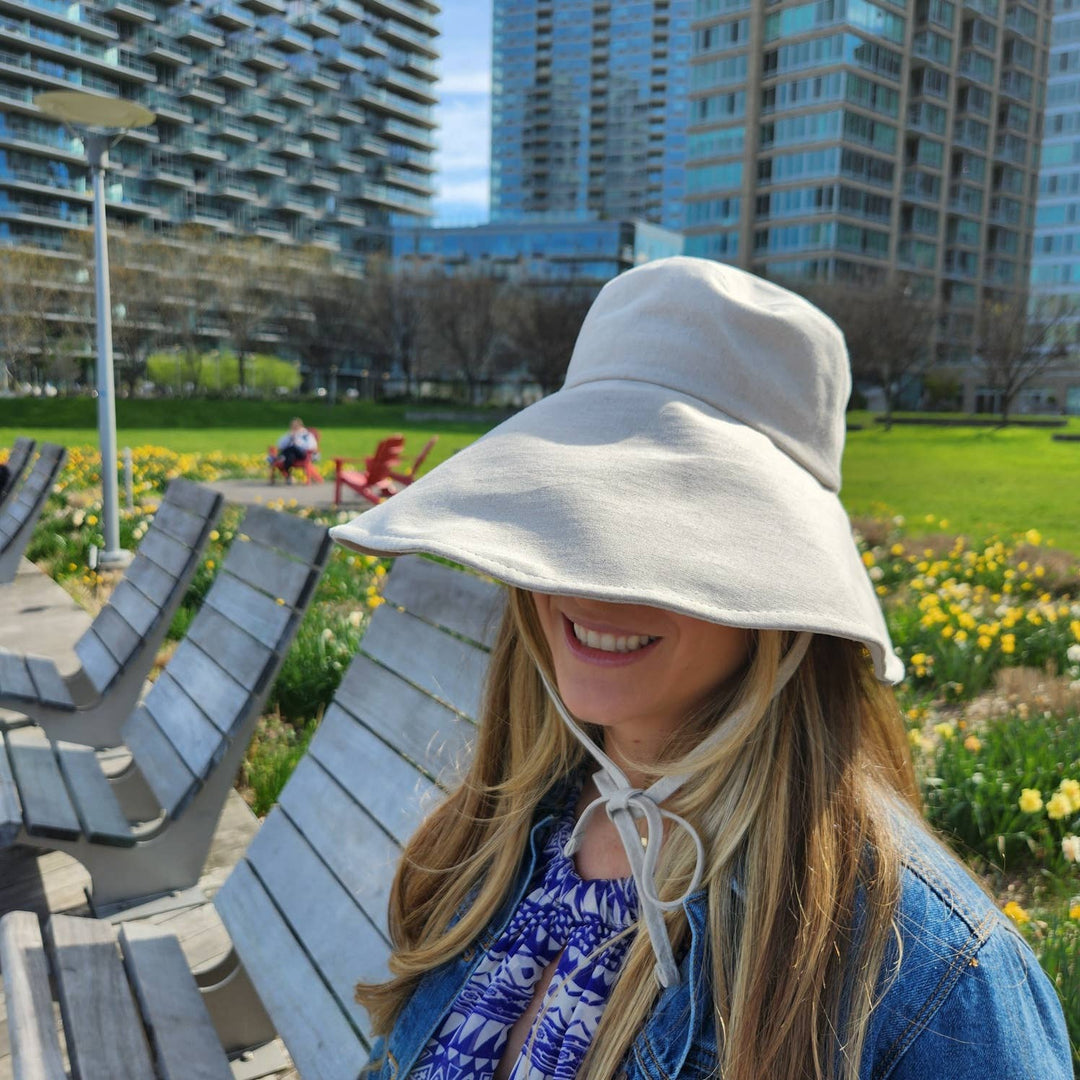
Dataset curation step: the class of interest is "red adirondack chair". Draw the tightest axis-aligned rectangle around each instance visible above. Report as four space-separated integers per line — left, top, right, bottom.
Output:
334 434 406 507
388 435 438 486
268 426 323 485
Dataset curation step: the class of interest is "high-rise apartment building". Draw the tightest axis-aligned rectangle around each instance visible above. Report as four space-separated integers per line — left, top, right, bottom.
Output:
490 0 692 231
684 0 1052 364
0 0 438 259
1032 0 1080 402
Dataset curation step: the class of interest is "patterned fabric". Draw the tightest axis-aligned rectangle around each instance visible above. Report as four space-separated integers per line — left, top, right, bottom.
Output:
409 791 639 1080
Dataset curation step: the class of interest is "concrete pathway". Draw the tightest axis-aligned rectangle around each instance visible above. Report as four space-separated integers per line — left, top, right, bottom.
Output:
206 475 375 513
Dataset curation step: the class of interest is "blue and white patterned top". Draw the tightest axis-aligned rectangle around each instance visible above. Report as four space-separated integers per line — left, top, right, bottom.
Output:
410 791 639 1080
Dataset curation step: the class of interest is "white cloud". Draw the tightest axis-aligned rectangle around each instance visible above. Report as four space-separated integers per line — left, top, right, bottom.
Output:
440 71 491 96
436 176 489 204
435 96 490 173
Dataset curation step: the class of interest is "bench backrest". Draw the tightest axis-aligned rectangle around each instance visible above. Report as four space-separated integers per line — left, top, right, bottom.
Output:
0 436 35 507
364 434 406 481
122 506 331 820
0 443 66 565
214 555 504 1080
73 479 224 696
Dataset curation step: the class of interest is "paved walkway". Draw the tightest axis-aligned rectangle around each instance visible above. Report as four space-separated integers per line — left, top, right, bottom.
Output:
206 475 375 513
0 560 296 1078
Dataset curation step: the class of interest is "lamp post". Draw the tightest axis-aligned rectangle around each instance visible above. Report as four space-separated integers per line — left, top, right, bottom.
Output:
34 91 155 569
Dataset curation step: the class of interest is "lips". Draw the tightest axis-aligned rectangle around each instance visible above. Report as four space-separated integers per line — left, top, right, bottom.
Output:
561 614 661 665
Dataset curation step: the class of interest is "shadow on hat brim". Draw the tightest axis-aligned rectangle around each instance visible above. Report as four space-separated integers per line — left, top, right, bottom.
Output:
330 380 904 684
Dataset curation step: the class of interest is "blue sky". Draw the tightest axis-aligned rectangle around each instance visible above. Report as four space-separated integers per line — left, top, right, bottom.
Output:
431 0 493 225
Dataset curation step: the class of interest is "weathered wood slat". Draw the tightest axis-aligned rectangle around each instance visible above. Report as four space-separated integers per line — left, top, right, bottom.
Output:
143 672 223 782
118 922 234 1080
239 506 329 565
105 580 161 638
161 477 222 519
125 553 178 610
0 911 67 1080
277 756 399 941
245 810 391 1041
361 604 490 720
334 654 474 787
215 860 370 1080
222 537 311 608
382 556 503 647
308 703 440 847
123 706 197 818
165 641 249 735
0 650 35 702
0 735 23 846
138 528 193 578
73 631 121 695
91 605 142 666
46 915 157 1080
25 656 73 709
203 572 293 650
5 733 80 840
151 501 210 548
55 742 134 844
187 608 274 693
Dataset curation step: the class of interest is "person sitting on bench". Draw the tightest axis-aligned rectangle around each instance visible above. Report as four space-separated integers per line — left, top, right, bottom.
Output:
269 418 318 479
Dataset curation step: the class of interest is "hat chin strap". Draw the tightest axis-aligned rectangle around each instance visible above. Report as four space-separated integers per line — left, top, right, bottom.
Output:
538 631 813 988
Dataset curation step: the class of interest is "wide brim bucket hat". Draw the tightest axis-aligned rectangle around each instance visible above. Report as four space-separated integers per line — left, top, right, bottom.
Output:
331 256 903 685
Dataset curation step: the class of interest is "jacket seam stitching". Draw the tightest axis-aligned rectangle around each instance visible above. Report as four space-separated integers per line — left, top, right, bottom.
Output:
871 909 996 1080
635 1029 673 1080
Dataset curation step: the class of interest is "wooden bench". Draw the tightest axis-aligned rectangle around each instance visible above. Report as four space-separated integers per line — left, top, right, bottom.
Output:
0 436 36 512
0 506 331 913
0 479 224 749
0 443 67 586
0 555 504 1079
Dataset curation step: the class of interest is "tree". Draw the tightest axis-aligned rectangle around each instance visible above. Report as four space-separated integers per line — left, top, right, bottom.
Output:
354 255 428 399
161 227 223 395
975 293 1079 425
498 282 599 395
213 237 280 393
422 271 504 404
792 277 936 430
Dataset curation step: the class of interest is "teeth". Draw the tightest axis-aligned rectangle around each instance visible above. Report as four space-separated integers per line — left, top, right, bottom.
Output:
572 622 654 653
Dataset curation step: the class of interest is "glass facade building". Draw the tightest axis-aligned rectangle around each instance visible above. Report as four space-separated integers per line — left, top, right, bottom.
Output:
1031 0 1080 414
686 0 1052 366
392 218 684 282
0 0 438 259
490 0 691 231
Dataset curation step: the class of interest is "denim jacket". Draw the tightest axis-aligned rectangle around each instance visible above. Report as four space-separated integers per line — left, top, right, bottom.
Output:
360 790 1072 1080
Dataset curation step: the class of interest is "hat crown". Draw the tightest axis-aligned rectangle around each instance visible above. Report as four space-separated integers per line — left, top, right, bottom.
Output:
563 256 851 492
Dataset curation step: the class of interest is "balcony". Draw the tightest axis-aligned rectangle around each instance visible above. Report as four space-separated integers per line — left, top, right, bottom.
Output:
375 17 438 58
172 131 228 162
269 182 316 212
382 163 434 195
246 212 292 239
380 117 437 151
184 199 232 229
235 93 287 124
324 146 365 172
134 29 191 64
264 17 314 52
237 0 285 13
303 224 341 250
301 116 339 141
227 30 288 70
145 151 195 186
1 0 118 39
287 53 339 90
329 204 365 226
0 195 91 227
266 74 315 107
325 0 365 21
207 54 258 88
376 64 438 104
204 0 254 29
136 85 194 123
240 150 287 177
207 171 258 200
177 74 227 106
297 164 339 190
165 13 225 47
100 0 156 23
339 23 387 56
347 81 435 127
315 38 365 71
293 8 340 37
364 0 436 33
268 131 314 158
210 115 258 142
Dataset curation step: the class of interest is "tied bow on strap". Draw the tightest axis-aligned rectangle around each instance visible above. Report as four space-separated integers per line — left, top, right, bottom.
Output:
538 630 811 988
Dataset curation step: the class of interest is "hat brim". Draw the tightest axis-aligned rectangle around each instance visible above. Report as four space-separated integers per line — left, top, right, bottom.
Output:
330 380 904 684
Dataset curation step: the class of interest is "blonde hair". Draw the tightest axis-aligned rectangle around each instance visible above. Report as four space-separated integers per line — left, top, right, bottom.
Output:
358 589 919 1080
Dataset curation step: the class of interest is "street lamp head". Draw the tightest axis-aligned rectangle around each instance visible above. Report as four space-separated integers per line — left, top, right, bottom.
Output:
34 90 154 130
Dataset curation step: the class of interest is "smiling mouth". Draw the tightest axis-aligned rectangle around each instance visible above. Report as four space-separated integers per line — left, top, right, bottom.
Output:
568 618 659 654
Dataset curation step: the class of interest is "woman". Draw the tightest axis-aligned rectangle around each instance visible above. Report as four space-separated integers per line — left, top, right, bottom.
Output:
331 258 1070 1079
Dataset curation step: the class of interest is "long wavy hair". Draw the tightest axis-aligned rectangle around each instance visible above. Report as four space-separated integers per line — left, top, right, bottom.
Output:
357 588 920 1080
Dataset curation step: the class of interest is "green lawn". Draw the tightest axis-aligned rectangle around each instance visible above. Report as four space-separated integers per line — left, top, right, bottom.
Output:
4 399 1080 556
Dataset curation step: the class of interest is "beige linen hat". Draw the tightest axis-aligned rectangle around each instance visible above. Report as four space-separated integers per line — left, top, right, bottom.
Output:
331 256 903 685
